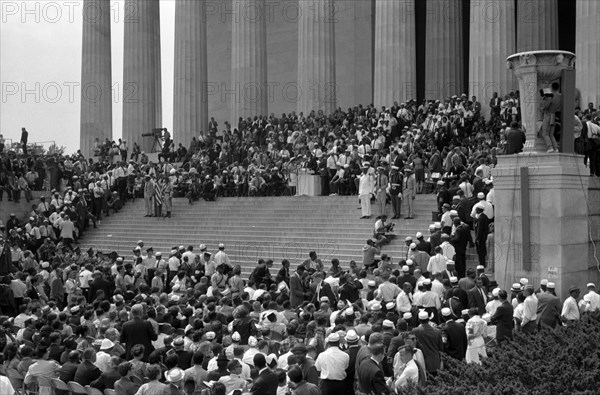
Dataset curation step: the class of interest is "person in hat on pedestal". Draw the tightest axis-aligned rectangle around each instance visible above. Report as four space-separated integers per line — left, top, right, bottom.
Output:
540 87 560 153
403 166 416 219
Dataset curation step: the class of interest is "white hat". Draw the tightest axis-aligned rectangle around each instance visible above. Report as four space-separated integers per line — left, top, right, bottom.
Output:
476 265 484 270
402 312 413 320
170 249 178 255
423 279 431 285
370 302 382 311
345 308 355 316
137 240 144 245
587 283 596 288
218 243 225 248
416 232 423 238
385 302 395 311
461 309 469 316
382 319 395 328
206 331 216 340
199 244 206 250
100 339 114 350
449 210 458 217
405 236 413 242
418 310 430 320
409 243 417 250
434 222 442 229
520 278 529 286
541 279 548 285
402 265 409 272
428 224 435 231
327 333 340 343
166 368 185 383
170 295 181 302
368 280 377 287
41 261 50 269
492 288 500 297
232 332 241 342
320 296 330 302
446 260 455 266
248 336 257 346
345 330 359 342
407 259 414 266
450 276 458 283
477 192 485 199
70 305 80 313
543 87 552 95
511 283 522 291
547 282 556 289
441 307 452 317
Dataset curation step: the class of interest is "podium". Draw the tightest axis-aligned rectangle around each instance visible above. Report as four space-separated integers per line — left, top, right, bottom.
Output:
296 169 321 196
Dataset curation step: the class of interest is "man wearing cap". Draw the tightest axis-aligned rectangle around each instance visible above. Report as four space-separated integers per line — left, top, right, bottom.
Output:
561 286 581 324
291 344 319 385
358 164 375 219
389 165 403 219
408 243 429 273
415 232 431 255
403 166 416 219
95 339 115 373
412 311 444 374
520 285 538 334
315 332 349 394
440 307 467 360
343 330 361 393
536 282 561 329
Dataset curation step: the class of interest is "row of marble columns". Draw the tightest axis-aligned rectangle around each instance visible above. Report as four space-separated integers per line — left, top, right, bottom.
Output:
80 0 600 153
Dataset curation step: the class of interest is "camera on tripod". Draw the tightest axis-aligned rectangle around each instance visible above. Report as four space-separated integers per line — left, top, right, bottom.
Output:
142 128 168 153
142 128 167 138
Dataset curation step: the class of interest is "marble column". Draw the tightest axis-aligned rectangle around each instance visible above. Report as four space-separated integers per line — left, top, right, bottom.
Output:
231 0 268 122
516 0 558 52
576 0 600 109
469 0 517 119
80 0 112 159
123 0 162 153
174 0 208 147
297 0 337 114
425 0 463 99
374 0 416 107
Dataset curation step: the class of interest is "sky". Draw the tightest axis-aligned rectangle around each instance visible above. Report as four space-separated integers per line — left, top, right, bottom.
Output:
0 0 177 154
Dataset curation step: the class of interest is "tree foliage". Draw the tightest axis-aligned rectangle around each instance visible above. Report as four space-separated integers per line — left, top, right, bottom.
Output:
398 311 600 395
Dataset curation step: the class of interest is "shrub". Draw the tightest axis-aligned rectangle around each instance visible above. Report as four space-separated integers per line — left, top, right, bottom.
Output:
398 311 600 395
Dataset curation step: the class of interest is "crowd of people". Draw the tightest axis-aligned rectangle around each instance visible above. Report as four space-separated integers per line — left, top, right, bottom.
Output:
0 92 599 395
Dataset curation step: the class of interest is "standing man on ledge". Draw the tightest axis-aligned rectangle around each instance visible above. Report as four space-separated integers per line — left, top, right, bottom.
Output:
20 127 28 155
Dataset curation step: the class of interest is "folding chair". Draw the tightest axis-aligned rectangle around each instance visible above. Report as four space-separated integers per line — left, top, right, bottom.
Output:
85 386 104 395
50 378 71 395
36 376 54 395
68 381 88 395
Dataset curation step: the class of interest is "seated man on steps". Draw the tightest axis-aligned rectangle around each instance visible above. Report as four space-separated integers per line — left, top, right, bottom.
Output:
374 215 395 247
107 192 123 213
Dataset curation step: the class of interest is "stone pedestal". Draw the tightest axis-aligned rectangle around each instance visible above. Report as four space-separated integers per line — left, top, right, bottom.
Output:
506 51 576 153
493 153 590 300
80 0 112 158
374 0 416 106
122 0 162 153
469 0 516 118
424 0 463 99
297 0 336 114
174 0 208 147
231 0 268 121
576 0 600 108
516 0 558 52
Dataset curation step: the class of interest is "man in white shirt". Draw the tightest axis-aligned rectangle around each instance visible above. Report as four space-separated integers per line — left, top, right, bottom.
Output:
396 281 414 314
214 243 231 270
314 333 349 393
427 246 447 275
520 286 538 334
582 283 600 312
95 339 114 373
358 165 374 219
394 345 419 390
561 286 581 324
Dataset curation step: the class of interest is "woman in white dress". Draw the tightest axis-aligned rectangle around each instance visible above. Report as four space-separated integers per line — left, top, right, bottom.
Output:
465 307 488 364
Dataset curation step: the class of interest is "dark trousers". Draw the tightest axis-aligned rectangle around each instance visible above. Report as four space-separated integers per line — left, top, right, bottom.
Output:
455 252 466 278
476 242 487 267
320 379 347 395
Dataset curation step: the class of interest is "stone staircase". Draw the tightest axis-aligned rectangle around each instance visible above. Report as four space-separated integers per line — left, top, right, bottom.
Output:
79 194 446 277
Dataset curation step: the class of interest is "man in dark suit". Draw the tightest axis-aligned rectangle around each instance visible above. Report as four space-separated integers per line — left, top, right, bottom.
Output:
467 278 488 316
491 289 514 345
290 266 307 308
344 331 361 394
505 122 526 154
309 271 337 306
58 350 80 383
357 343 391 395
250 353 278 395
412 311 444 374
451 217 473 278
120 303 158 360
90 356 121 392
536 285 561 329
440 308 467 360
74 348 102 385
